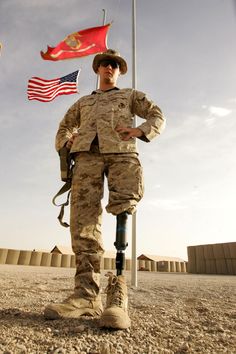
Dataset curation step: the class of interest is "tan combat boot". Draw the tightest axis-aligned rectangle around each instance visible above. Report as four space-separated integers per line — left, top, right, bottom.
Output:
100 273 131 329
44 294 103 319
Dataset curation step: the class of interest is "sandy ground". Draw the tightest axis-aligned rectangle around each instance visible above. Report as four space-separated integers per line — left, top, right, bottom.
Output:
0 264 235 354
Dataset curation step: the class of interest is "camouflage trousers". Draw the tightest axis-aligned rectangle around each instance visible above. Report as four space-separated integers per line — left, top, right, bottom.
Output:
70 149 144 299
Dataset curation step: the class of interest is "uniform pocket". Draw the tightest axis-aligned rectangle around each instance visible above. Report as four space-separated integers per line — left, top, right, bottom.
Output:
80 98 96 118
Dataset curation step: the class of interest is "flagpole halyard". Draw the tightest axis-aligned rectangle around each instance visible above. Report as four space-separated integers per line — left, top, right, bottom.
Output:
96 9 107 90
76 69 80 93
131 0 138 288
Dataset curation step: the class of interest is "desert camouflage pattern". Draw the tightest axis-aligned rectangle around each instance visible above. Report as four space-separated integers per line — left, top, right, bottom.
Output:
55 88 165 153
55 87 164 299
70 150 144 298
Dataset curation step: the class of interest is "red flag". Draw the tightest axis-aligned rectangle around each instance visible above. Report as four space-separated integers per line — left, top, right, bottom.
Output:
27 70 80 102
41 24 110 61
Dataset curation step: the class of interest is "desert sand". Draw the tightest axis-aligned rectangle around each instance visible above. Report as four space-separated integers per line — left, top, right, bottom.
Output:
0 264 235 354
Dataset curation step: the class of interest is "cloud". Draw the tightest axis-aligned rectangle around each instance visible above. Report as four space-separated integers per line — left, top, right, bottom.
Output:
202 105 232 126
208 106 232 117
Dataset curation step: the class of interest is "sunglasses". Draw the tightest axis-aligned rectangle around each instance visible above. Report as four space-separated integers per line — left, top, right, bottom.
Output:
100 59 119 69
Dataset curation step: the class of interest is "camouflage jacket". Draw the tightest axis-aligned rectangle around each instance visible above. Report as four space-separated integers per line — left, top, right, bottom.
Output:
55 88 165 154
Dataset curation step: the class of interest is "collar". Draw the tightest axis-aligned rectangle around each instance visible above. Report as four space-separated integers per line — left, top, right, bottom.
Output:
91 87 120 95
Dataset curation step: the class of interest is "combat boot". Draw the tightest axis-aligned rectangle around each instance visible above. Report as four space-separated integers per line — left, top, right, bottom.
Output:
44 294 103 319
100 273 131 329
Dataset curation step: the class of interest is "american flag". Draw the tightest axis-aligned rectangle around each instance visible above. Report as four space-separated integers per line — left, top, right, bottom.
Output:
27 70 80 102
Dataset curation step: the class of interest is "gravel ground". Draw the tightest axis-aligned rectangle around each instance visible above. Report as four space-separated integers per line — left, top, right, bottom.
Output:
0 265 235 354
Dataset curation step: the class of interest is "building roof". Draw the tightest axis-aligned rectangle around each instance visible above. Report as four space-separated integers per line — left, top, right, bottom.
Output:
50 246 125 259
33 248 52 253
137 254 185 262
50 245 73 255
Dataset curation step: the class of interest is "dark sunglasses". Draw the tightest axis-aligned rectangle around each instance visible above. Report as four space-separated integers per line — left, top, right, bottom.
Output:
100 59 119 69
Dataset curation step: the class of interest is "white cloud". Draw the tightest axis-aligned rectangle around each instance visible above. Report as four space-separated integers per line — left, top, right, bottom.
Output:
202 105 232 117
202 105 232 126
204 117 215 126
208 106 232 117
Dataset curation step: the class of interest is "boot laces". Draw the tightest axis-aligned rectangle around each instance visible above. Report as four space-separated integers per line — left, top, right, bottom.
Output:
105 273 125 307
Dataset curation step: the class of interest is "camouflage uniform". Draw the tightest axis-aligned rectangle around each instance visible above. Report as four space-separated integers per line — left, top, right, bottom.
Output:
56 88 165 299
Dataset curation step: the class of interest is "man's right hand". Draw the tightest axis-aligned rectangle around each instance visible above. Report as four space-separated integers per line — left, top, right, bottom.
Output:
66 133 79 150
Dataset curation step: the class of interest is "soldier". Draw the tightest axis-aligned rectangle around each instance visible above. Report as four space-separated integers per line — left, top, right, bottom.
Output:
44 49 165 329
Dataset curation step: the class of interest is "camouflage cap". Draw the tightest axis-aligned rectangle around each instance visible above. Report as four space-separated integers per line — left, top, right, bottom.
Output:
92 49 127 75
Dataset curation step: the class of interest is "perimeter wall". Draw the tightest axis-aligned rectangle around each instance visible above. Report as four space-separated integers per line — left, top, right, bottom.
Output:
187 242 236 275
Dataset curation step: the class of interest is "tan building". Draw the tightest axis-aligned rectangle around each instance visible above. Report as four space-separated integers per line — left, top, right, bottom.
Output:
137 254 185 262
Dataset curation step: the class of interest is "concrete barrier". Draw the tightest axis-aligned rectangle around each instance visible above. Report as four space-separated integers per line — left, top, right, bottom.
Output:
226 259 235 275
18 250 32 266
188 242 236 275
158 260 170 272
212 243 225 259
170 261 176 272
215 259 228 275
111 258 116 270
126 259 131 271
41 252 52 267
6 249 20 265
30 251 42 266
61 254 71 268
187 247 196 273
104 257 112 270
145 260 151 271
138 260 145 270
227 259 236 275
70 255 76 268
0 247 193 275
232 260 236 275
212 244 227 274
205 259 217 274
175 262 181 273
0 248 8 264
222 243 231 259
51 253 62 267
180 262 187 273
196 245 206 274
229 242 236 259
228 243 236 275
151 260 157 272
203 244 214 260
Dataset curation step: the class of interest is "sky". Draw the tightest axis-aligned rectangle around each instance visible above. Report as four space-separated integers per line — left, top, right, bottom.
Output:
0 0 236 261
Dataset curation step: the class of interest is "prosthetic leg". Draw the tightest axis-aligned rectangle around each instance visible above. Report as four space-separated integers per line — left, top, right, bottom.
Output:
100 211 131 329
114 212 128 275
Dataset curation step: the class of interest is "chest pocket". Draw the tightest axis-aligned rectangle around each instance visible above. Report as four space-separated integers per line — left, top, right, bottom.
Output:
80 98 96 119
111 97 133 128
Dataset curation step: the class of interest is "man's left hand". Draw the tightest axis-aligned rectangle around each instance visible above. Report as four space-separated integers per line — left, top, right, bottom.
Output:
116 126 144 141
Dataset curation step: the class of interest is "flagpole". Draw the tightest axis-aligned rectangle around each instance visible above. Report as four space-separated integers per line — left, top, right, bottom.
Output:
96 9 107 89
131 0 137 287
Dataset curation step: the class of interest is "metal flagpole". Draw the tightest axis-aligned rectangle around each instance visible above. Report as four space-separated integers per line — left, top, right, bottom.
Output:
131 0 137 287
96 9 107 89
